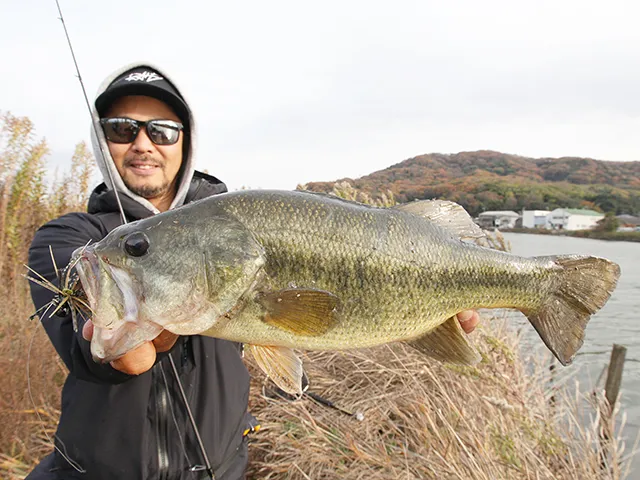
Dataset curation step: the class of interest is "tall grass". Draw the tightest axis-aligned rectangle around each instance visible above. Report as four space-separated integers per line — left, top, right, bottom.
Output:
0 117 634 478
245 320 635 479
0 111 94 477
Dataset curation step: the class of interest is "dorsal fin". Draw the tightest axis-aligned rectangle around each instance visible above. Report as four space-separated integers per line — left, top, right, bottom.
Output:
394 199 486 241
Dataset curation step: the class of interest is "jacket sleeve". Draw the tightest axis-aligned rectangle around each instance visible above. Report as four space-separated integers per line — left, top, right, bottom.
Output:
28 213 134 384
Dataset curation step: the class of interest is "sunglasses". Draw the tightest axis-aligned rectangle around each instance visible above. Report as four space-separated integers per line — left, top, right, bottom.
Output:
100 117 184 145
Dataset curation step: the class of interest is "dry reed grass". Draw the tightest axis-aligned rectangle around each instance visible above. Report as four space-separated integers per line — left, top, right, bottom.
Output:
244 316 634 479
0 269 70 479
3 313 634 479
0 111 93 479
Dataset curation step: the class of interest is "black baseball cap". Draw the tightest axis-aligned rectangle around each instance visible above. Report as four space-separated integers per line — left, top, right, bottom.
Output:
95 67 189 125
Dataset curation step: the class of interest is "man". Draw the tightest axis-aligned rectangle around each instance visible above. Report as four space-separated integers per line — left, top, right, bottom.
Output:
28 64 252 480
28 63 480 479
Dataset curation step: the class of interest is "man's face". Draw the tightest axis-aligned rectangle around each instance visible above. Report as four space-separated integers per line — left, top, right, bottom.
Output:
103 96 183 206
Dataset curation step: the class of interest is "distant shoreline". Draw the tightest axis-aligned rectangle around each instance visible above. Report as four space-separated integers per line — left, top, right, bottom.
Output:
500 227 640 243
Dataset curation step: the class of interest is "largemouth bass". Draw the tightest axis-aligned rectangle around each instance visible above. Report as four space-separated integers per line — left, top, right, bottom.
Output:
74 190 620 394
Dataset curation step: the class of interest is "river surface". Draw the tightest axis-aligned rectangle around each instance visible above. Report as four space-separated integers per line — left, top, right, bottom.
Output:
501 233 639 475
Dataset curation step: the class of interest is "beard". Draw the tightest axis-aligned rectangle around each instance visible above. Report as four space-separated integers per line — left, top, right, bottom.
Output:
127 181 171 199
122 155 173 199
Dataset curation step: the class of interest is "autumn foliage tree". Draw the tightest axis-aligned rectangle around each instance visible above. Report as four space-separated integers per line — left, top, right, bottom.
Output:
594 212 620 232
304 151 640 217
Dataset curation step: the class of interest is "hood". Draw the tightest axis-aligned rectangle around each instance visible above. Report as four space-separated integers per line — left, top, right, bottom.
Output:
88 170 228 221
90 62 197 214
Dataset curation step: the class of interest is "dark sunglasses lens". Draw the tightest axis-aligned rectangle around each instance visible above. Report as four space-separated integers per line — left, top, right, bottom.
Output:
147 121 181 145
103 119 138 143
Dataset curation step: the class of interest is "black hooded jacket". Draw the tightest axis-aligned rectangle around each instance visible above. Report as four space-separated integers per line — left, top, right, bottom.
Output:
27 171 251 480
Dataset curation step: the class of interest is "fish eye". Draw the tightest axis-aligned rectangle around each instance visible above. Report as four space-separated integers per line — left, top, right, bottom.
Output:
124 232 150 257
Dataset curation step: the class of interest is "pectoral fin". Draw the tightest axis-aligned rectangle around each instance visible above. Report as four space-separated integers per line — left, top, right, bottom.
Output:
248 344 305 395
257 288 339 336
408 316 481 365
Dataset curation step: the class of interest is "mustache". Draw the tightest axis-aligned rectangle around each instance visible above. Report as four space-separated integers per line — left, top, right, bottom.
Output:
124 155 163 168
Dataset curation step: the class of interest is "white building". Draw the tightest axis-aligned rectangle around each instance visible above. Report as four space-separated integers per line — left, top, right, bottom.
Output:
522 210 550 229
477 211 520 229
547 208 604 231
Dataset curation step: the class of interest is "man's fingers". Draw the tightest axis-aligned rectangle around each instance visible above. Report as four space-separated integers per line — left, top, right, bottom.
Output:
110 341 157 375
82 319 94 341
153 330 179 353
95 327 176 374
457 310 480 334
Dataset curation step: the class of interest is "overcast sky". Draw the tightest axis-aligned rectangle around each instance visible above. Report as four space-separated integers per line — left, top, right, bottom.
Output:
1 1 639 191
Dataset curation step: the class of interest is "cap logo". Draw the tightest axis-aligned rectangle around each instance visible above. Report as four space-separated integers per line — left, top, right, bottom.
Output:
123 71 163 83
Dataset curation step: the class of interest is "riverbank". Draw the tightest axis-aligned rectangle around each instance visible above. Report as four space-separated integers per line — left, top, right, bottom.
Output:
502 227 640 242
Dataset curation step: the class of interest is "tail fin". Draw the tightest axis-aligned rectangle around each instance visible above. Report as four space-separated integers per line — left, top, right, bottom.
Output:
525 255 620 365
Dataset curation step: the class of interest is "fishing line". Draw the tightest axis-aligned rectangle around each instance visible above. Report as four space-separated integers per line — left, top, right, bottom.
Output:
54 2 214 476
26 302 86 473
167 354 215 479
24 244 92 473
158 360 199 480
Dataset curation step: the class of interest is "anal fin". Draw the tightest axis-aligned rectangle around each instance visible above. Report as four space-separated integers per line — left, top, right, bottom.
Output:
248 344 305 395
408 316 481 365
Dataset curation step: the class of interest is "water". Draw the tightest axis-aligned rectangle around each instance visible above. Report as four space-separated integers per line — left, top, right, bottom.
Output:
502 233 640 474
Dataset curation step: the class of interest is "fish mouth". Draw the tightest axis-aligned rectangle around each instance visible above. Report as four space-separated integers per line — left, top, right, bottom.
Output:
75 247 139 326
74 245 100 310
74 247 163 363
90 319 164 364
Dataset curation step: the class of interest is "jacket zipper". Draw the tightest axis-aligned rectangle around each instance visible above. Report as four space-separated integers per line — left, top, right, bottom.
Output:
155 363 170 480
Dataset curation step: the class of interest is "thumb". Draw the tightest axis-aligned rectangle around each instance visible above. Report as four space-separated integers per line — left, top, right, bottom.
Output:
82 319 94 341
110 341 157 375
153 330 179 353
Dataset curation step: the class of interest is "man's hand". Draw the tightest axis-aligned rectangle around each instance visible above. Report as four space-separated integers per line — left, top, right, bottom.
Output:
456 310 480 334
82 320 179 375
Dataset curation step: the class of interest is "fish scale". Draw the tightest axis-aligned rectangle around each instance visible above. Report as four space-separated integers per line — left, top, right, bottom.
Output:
210 192 560 349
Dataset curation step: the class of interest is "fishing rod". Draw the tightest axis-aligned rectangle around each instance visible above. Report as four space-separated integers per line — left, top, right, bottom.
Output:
55 1 127 225
52 2 214 477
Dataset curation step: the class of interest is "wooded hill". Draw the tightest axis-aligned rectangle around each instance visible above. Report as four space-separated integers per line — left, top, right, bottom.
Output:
303 151 640 217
